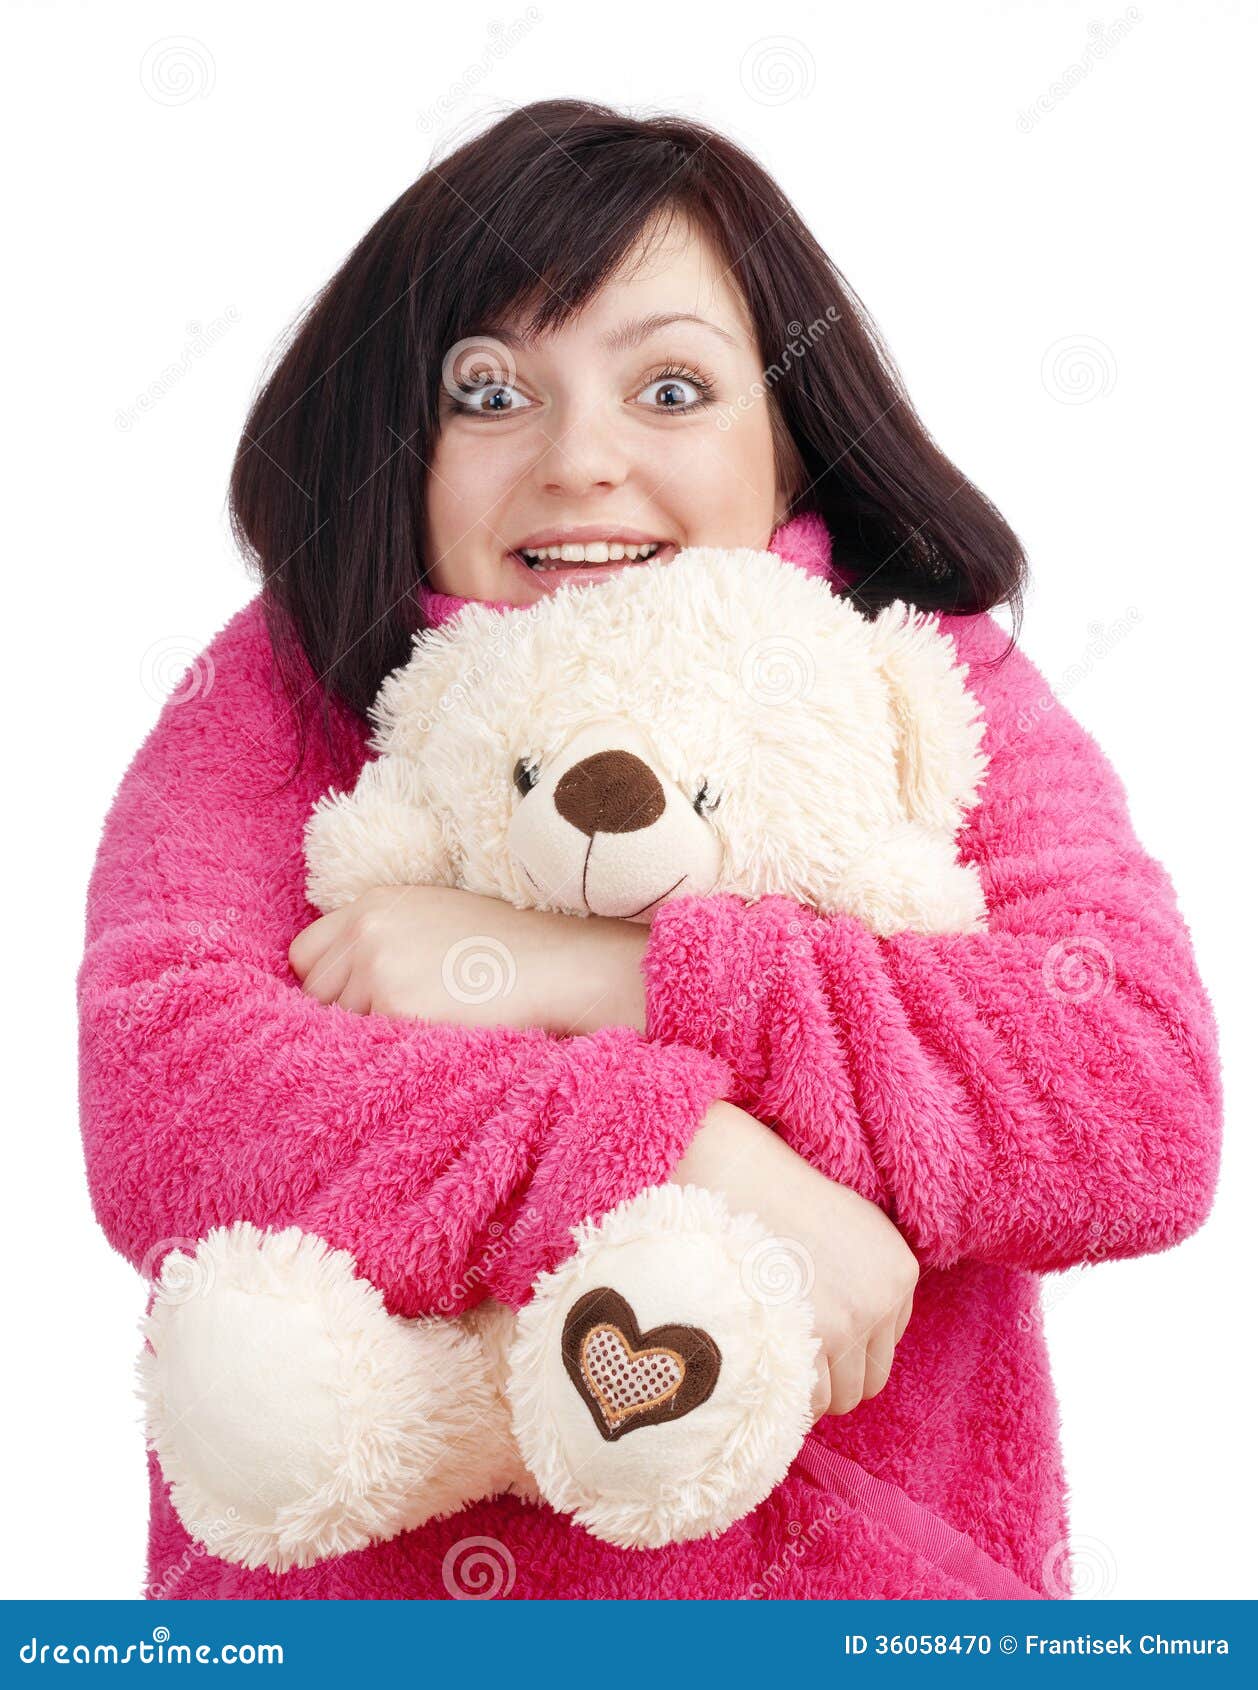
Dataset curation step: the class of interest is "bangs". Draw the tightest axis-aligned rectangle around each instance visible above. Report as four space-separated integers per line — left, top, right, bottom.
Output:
410 153 724 398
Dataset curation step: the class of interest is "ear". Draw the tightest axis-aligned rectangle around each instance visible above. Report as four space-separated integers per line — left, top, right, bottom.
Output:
866 602 989 833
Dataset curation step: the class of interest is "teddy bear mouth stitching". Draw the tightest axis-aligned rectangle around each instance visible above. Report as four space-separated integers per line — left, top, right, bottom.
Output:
520 849 687 919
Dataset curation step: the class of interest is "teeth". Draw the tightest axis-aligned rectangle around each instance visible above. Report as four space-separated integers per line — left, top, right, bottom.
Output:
519 541 663 568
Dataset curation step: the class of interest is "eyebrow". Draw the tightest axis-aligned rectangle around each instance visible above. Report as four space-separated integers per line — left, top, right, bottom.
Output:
485 311 742 354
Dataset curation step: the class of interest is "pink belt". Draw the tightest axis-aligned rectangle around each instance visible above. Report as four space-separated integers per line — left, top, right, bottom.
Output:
791 1433 1046 1600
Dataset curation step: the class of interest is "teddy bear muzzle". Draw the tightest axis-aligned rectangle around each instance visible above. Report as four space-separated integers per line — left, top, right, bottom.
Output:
506 720 724 921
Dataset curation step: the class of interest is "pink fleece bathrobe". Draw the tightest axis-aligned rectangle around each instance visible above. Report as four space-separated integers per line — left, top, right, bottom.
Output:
77 514 1222 1600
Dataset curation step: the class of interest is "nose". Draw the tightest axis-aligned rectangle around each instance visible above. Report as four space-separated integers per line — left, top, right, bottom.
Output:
535 394 631 495
553 750 666 837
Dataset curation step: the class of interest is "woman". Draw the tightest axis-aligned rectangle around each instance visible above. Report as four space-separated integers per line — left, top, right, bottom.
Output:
79 99 1221 1600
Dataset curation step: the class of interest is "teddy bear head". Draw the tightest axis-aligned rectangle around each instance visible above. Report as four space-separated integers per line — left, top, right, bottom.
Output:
308 546 990 935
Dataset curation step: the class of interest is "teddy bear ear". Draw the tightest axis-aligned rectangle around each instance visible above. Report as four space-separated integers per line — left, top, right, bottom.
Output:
304 755 449 913
367 618 488 762
866 602 989 833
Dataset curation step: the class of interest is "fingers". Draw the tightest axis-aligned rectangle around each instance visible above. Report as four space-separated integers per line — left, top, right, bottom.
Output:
822 1338 867 1418
894 1287 915 1343
289 909 364 1006
861 1321 897 1402
334 967 375 1016
821 1302 915 1419
810 1355 831 1420
288 909 341 981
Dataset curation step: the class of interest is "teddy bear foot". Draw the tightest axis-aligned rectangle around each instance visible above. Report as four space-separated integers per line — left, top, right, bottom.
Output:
506 1183 820 1549
138 1223 527 1573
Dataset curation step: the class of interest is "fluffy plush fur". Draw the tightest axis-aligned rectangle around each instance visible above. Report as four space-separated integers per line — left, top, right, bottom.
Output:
508 1185 818 1550
138 1223 535 1572
305 547 989 934
141 1183 821 1567
137 544 989 1571
77 512 1223 1599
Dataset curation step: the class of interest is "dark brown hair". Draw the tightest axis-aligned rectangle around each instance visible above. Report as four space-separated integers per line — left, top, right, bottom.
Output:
229 97 1026 754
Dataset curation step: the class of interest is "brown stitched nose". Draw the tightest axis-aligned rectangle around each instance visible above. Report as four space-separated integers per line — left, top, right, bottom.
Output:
553 750 666 837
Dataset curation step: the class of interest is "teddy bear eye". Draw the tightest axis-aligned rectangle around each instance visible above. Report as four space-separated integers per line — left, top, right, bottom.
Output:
513 756 541 798
694 781 721 817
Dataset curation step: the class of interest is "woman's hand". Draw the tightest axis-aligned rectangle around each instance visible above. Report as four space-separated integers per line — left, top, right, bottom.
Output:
673 1100 919 1418
289 883 651 1036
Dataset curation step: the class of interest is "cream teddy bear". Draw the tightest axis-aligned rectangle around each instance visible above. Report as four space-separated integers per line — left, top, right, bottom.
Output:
139 546 988 1574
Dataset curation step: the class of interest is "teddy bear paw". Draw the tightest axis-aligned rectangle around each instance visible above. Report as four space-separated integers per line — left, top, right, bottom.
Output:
137 1223 518 1572
505 1183 820 1549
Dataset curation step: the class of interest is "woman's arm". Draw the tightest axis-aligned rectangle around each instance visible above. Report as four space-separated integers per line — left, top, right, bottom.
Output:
77 603 731 1319
674 1099 918 1417
289 882 653 1035
639 612 1223 1275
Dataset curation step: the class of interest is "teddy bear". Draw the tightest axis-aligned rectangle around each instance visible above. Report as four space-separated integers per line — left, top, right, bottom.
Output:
138 545 989 1574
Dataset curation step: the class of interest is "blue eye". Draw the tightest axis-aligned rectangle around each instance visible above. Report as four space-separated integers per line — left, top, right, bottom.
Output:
454 380 533 418
635 365 716 414
448 363 716 422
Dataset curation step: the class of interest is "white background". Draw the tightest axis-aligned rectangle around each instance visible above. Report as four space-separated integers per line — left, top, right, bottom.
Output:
3 0 1254 1601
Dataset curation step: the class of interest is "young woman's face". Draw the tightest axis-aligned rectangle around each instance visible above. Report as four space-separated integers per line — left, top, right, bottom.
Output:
422 215 791 604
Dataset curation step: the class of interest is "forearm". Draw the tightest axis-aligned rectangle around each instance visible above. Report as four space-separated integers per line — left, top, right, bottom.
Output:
557 910 650 1037
643 872 1220 1275
671 1097 806 1216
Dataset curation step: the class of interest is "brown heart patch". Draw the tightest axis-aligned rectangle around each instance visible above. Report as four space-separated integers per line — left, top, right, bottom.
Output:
560 1287 722 1442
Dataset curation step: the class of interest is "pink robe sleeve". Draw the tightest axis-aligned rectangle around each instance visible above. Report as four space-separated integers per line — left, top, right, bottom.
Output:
77 604 730 1317
642 612 1223 1274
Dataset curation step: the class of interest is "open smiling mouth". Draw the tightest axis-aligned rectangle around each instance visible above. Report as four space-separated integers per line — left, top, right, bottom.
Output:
507 539 680 574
